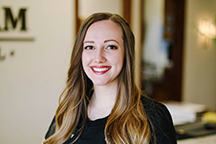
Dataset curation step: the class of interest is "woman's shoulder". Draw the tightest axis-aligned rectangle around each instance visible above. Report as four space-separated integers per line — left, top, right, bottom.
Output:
141 95 177 144
141 95 171 119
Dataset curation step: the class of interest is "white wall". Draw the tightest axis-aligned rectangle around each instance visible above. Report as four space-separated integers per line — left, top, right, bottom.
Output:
0 0 125 143
183 0 216 110
0 0 74 143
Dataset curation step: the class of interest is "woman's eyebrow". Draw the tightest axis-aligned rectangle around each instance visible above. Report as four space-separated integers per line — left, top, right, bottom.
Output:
83 41 94 44
104 39 119 44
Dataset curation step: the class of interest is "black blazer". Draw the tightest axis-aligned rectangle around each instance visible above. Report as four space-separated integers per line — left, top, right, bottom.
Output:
45 96 177 144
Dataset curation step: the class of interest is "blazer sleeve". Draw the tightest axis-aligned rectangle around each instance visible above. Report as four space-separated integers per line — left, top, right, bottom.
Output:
142 97 177 144
152 102 177 144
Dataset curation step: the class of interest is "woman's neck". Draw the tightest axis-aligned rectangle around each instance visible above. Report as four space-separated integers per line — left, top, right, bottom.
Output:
88 83 118 120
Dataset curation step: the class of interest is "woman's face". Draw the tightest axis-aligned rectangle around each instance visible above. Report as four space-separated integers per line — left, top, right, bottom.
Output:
82 20 125 87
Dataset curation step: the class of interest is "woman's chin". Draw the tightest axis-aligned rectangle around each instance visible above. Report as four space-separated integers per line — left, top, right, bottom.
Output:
92 82 107 86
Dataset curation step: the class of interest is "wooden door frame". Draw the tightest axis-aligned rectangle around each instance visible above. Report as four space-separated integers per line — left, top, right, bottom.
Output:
75 0 132 34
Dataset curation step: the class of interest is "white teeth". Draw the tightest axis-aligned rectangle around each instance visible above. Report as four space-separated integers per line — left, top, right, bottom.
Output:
93 67 109 72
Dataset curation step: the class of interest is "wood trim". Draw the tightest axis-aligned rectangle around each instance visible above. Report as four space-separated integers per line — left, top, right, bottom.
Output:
75 0 80 35
123 0 131 26
172 0 185 101
138 0 144 88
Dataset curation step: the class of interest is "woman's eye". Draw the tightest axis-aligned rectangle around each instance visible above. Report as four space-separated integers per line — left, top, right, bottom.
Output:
84 46 94 50
107 45 117 49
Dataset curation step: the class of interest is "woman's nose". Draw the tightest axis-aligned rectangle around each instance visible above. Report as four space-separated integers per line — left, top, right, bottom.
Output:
94 49 106 63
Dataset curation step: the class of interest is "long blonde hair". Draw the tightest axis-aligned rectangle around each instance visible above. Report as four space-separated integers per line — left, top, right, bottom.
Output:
44 12 151 144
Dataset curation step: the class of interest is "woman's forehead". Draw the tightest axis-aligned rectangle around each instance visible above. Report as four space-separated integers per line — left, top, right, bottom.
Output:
84 20 123 43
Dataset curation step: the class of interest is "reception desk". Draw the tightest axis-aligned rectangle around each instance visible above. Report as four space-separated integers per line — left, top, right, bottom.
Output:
175 121 216 143
165 102 216 143
177 134 216 144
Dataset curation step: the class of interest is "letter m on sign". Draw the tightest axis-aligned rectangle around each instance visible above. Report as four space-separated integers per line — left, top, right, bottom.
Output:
3 7 27 31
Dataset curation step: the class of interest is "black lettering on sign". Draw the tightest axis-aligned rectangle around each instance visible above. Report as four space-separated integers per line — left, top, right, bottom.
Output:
0 7 27 31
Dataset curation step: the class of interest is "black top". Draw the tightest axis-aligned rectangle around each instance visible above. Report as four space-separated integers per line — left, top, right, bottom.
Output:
45 96 177 144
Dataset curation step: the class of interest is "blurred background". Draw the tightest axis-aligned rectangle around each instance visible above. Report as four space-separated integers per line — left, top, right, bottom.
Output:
0 0 216 143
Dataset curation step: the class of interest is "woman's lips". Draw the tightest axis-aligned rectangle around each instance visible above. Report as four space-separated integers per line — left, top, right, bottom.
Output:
90 66 111 74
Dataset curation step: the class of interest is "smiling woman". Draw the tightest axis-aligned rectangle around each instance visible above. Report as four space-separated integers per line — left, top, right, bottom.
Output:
43 12 176 144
